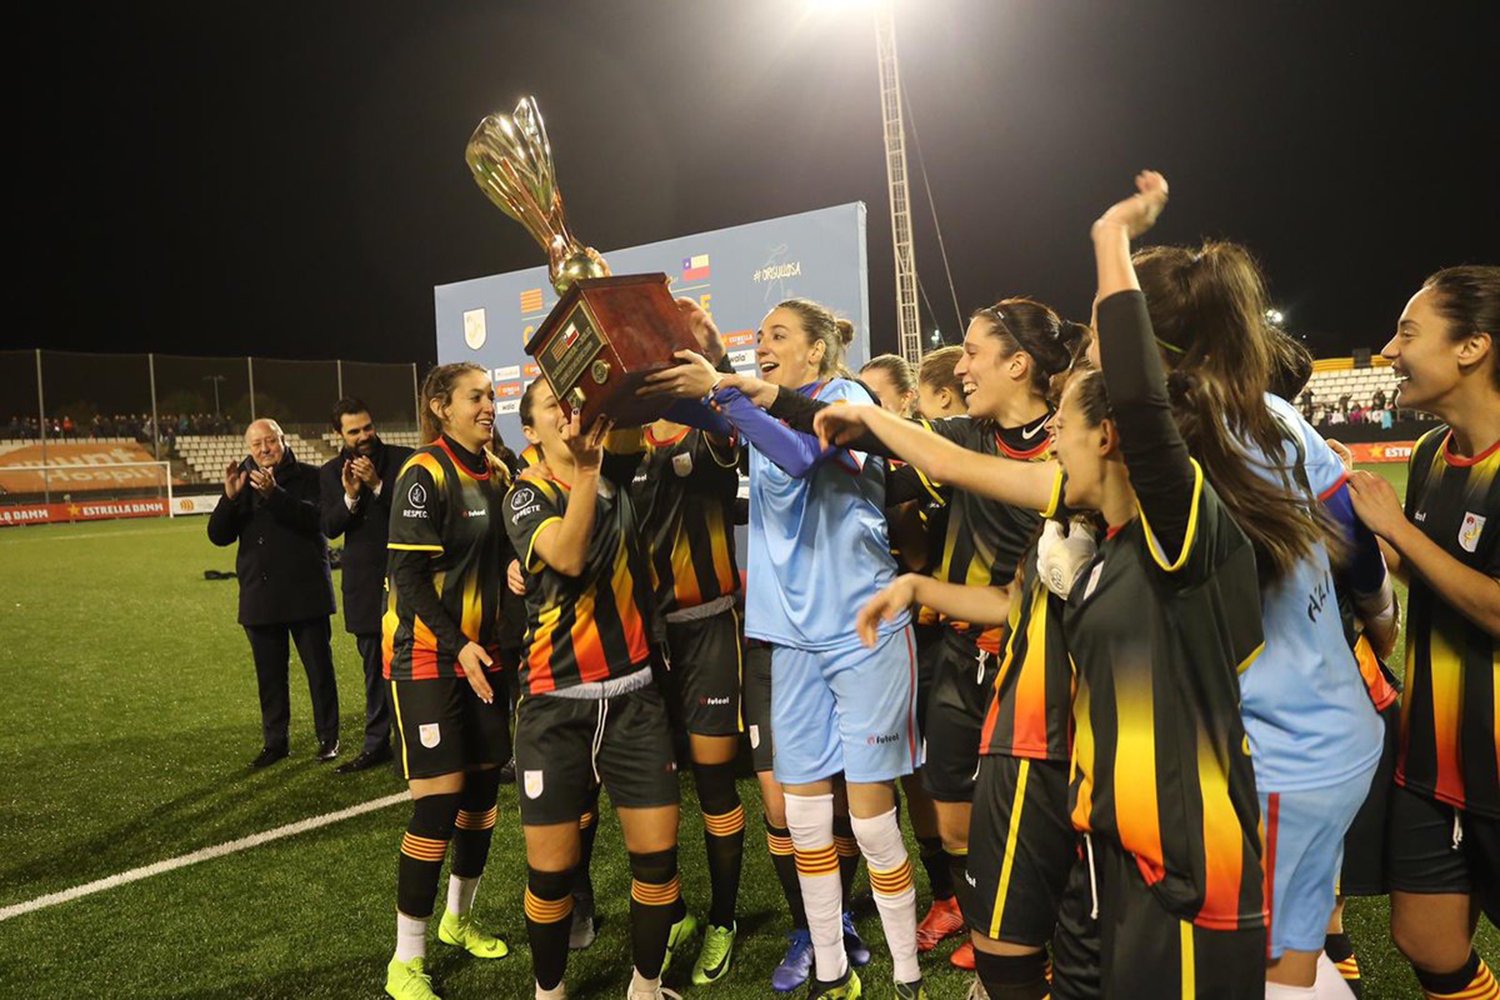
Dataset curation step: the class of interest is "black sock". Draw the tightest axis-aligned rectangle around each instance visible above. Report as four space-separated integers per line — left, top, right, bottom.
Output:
524 866 575 991
396 792 460 918
573 788 600 901
629 848 681 979
765 816 808 929
451 769 501 879
916 835 954 902
946 849 973 924
694 760 745 928
832 813 860 909
974 947 1050 1000
1413 949 1491 998
1324 931 1362 998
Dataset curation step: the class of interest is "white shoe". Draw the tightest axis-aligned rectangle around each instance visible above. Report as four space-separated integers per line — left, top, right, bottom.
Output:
965 978 991 1000
625 984 682 1000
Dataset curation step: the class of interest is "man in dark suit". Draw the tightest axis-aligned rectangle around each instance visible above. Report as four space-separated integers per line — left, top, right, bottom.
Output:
208 418 340 767
320 399 413 774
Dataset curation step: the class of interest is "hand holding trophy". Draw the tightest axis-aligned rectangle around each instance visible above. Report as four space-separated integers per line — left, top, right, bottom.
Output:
466 98 701 427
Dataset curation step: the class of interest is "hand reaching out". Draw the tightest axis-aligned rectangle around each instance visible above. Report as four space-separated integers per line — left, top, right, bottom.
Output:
1094 170 1169 240
674 297 726 363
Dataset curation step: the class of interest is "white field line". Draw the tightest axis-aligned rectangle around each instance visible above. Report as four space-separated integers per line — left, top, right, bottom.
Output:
0 525 193 543
0 792 408 922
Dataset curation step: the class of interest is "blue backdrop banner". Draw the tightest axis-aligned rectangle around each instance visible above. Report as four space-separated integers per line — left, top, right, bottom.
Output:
434 202 869 449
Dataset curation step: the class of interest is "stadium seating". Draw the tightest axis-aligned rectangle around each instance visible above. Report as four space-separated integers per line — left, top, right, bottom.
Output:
1302 360 1400 410
320 430 426 452
175 433 335 483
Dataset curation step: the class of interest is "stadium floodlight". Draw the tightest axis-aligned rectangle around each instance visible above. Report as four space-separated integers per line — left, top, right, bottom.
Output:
1266 308 1285 326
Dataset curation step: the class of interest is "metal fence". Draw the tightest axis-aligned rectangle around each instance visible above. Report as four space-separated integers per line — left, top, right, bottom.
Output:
2 350 421 504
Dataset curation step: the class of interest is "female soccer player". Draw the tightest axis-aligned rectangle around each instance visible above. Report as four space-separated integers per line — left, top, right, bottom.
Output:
383 363 514 1000
860 354 919 416
645 298 925 1000
505 379 683 1000
1347 265 1499 1000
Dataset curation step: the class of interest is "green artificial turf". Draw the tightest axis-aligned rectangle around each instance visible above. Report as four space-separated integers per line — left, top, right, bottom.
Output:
0 466 1492 997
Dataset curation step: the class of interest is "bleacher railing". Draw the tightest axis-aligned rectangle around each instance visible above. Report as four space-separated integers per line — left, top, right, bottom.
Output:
1 349 422 504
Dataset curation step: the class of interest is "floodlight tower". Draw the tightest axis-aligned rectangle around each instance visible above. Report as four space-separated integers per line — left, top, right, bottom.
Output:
874 1 922 363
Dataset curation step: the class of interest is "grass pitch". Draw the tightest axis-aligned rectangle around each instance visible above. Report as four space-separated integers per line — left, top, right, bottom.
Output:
0 463 1492 997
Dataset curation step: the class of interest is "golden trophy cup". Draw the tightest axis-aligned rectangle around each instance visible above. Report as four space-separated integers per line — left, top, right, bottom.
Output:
466 97 700 427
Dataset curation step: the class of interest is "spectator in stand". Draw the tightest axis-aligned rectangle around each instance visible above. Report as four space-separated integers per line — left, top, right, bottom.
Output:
319 399 413 774
208 417 341 767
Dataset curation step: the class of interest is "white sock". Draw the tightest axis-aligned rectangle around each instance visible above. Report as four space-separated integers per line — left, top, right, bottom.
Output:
628 968 660 997
535 981 566 1000
1265 982 1316 999
851 807 919 983
784 792 848 984
394 911 427 962
447 874 480 916
1313 953 1357 999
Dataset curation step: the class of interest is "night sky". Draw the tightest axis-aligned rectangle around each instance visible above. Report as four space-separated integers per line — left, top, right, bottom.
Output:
12 1 1496 369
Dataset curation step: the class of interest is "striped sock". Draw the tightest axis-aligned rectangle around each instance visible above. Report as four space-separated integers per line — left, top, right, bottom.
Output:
852 807 919 984
628 849 681 980
524 867 575 992
696 760 745 928
764 816 809 929
1324 932 1361 998
786 792 847 984
395 790 460 961
1414 951 1500 1000
449 803 499 914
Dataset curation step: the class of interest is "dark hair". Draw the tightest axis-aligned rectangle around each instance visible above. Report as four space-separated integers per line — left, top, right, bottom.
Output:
1266 328 1315 402
776 298 855 378
917 345 965 401
1422 265 1500 390
861 354 917 397
1133 241 1335 585
1067 366 1112 428
419 362 487 442
330 397 371 432
518 378 546 429
973 297 1089 398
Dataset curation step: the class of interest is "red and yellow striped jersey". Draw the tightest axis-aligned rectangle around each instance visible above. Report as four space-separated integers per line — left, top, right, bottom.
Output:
503 461 654 695
1065 468 1266 930
1396 427 1499 818
633 424 740 617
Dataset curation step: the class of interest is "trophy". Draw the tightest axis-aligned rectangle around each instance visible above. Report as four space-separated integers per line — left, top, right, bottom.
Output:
466 97 701 428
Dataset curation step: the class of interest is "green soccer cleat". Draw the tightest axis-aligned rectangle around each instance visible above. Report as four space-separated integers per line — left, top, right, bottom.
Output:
437 909 510 959
691 921 737 985
894 978 928 1000
661 911 699 976
808 969 861 999
385 956 440 1000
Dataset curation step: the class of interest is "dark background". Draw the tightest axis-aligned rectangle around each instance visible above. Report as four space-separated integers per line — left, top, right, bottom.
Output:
12 1 1496 367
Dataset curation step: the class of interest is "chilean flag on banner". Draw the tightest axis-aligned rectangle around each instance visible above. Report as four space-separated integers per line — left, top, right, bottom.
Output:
681 254 711 281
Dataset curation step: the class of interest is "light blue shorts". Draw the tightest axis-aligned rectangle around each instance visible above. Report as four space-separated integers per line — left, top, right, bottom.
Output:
769 625 919 786
1260 763 1376 958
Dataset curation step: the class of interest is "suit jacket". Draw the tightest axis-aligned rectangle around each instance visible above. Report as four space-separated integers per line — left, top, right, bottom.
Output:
207 448 336 627
320 437 413 635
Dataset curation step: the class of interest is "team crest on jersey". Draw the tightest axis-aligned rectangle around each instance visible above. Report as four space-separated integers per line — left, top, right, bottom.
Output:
1082 561 1104 601
672 452 694 477
1459 511 1486 553
408 482 427 508
510 487 536 511
524 770 544 799
419 723 440 748
749 724 760 749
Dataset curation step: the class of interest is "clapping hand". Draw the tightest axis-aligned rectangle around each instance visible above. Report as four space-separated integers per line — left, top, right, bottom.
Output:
248 467 277 497
223 460 249 500
351 456 379 491
340 459 360 500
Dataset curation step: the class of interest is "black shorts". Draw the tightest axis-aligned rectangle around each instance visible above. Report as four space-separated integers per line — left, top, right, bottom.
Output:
912 621 943 743
743 641 775 773
966 754 1074 946
513 683 680 827
660 607 745 737
921 631 996 802
1051 837 1265 1000
389 675 511 780
1387 781 1500 923
1338 701 1400 897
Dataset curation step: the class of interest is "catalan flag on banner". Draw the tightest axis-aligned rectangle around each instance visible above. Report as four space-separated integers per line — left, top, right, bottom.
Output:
681 254 711 281
519 288 545 314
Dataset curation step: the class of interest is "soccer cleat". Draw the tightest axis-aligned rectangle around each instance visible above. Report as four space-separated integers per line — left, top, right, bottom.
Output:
568 893 596 950
916 896 965 952
965 978 991 1000
894 979 928 1000
624 984 683 1000
949 939 976 970
841 912 871 967
438 909 510 958
807 968 862 999
385 955 440 999
772 928 815 992
691 921 736 985
661 911 698 975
